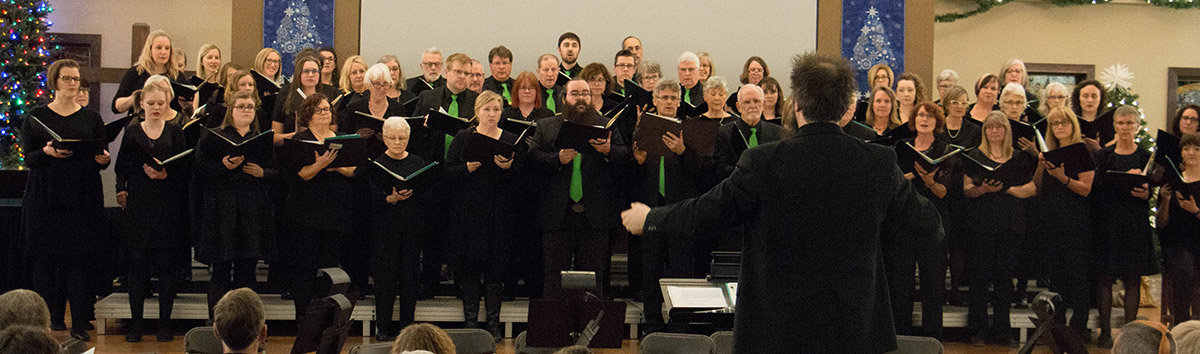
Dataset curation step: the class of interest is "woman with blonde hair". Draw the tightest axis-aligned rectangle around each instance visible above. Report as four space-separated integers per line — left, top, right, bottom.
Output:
254 48 286 86
391 323 457 354
190 44 224 111
112 30 184 114
865 86 899 135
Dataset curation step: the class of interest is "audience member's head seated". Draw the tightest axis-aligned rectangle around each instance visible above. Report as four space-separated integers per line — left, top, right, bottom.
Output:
213 288 267 354
788 52 856 124
0 325 59 354
1174 320 1200 354
1114 320 1175 354
552 345 594 354
391 323 456 354
0 289 50 331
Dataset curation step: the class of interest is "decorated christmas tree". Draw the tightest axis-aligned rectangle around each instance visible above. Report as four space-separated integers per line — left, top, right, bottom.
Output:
1098 64 1153 151
0 0 56 170
270 0 322 74
851 6 898 94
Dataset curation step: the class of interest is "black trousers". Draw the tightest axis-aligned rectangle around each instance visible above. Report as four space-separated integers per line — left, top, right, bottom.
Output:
507 221 544 299
1044 240 1091 331
32 253 94 332
1165 247 1198 323
542 208 611 299
966 230 1017 337
885 235 946 338
371 236 421 336
207 259 258 319
126 246 182 327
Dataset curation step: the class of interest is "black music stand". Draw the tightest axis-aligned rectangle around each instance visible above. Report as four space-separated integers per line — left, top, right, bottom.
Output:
291 268 358 354
1017 291 1088 354
527 271 626 348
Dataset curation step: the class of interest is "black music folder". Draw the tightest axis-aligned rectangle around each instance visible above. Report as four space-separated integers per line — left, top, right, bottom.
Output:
962 151 1037 186
1041 142 1096 176
462 131 516 162
897 142 963 173
556 120 612 153
365 159 438 190
28 115 103 153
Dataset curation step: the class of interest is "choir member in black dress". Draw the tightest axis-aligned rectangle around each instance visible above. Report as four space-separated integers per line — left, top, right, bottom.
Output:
886 102 951 339
759 77 785 125
611 50 637 98
1072 79 1115 149
579 63 618 114
502 72 555 122
536 54 564 114
632 80 706 333
895 73 926 125
935 69 959 104
271 55 340 145
340 63 407 135
113 30 185 115
677 52 704 107
636 60 663 97
961 112 1037 346
1029 107 1096 340
725 56 768 113
558 32 582 79
378 54 419 104
411 53 479 299
317 47 338 87
444 92 518 341
936 86 982 148
190 44 223 113
22 60 109 341
697 52 713 87
194 91 276 321
202 70 261 130
712 84 780 247
967 74 1000 125
281 93 360 315
699 76 737 125
851 63 893 123
1037 82 1070 117
1169 104 1200 137
1092 106 1157 347
1001 58 1041 106
528 79 631 299
253 48 286 87
865 86 900 136
364 117 427 341
114 83 189 342
483 46 515 105
406 48 447 97
1158 133 1200 325
334 55 369 115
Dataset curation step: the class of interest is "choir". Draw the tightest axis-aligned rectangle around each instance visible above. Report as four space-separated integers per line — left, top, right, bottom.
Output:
19 28 1200 348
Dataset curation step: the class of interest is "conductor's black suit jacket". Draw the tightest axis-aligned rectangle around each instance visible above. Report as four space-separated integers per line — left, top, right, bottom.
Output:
644 122 943 353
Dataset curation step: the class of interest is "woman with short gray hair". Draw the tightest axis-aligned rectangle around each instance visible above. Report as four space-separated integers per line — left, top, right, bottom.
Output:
700 76 735 123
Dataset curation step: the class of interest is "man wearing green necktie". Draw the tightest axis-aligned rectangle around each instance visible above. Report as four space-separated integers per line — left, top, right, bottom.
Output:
712 84 779 181
677 51 702 107
536 54 562 113
413 53 478 162
612 50 637 98
484 46 514 105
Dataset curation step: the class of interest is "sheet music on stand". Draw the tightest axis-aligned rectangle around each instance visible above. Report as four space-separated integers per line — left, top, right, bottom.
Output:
666 286 728 308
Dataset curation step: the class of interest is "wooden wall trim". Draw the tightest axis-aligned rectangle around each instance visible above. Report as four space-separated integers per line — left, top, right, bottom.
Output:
817 0 842 56
131 23 148 66
905 0 934 98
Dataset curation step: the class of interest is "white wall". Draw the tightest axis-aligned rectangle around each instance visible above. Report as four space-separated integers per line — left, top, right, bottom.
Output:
47 0 233 206
934 1 1200 132
359 0 818 91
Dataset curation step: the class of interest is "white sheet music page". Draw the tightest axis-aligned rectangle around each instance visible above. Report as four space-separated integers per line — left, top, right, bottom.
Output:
667 286 728 308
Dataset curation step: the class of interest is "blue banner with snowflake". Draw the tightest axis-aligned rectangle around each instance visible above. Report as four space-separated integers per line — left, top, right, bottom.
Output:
842 0 904 96
264 0 334 78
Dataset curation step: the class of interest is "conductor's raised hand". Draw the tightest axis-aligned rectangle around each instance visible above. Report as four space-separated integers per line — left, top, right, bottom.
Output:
621 202 651 235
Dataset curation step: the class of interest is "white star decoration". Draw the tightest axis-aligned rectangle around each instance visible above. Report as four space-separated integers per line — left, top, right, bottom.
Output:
866 6 878 17
1099 64 1135 91
284 7 295 17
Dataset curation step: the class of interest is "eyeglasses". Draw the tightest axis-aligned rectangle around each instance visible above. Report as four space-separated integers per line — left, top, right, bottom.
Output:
948 100 969 106
567 91 592 98
421 62 442 68
381 134 408 141
449 69 470 76
614 64 635 69
1046 95 1068 100
233 104 256 111
59 76 80 83
265 59 281 64
1004 68 1023 74
313 107 331 114
301 69 320 75
748 68 764 73
916 112 935 118
1002 100 1025 106
1050 120 1073 127
371 81 390 89
1182 116 1200 123
655 95 680 102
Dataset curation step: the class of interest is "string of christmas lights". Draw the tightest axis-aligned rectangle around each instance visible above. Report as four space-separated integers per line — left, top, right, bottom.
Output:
0 0 56 169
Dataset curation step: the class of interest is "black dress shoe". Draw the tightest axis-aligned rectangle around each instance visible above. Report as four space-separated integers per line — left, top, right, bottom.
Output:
50 322 67 331
124 331 141 343
376 332 394 342
70 329 90 341
83 322 95 330
157 332 173 342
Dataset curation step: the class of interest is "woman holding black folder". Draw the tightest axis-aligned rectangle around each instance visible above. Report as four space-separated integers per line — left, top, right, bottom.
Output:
114 83 190 342
203 70 261 129
961 112 1037 346
502 72 554 122
334 55 369 114
194 90 276 321
341 63 407 135
112 30 186 114
1156 133 1200 326
23 59 109 341
281 93 360 316
443 91 517 341
1029 106 1095 341
363 116 429 341
886 102 950 339
1092 106 1156 346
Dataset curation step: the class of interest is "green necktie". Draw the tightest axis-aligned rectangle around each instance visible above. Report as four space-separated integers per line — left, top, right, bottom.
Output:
545 89 556 112
684 88 691 105
658 156 666 197
501 82 511 104
570 154 583 202
748 127 759 148
445 94 458 158
620 87 625 96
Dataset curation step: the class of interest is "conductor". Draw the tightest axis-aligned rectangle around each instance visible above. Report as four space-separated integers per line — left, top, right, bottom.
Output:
620 53 943 353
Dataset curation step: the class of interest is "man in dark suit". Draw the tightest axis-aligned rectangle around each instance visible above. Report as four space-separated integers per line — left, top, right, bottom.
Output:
406 47 447 97
536 54 563 114
713 83 781 180
528 79 631 299
621 52 943 353
482 46 515 105
677 52 704 107
558 32 581 79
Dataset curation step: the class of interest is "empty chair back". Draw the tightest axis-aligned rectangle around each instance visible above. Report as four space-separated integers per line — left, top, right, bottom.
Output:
184 326 223 354
887 335 944 354
514 331 556 354
444 328 496 354
710 331 734 354
348 342 394 354
640 333 715 354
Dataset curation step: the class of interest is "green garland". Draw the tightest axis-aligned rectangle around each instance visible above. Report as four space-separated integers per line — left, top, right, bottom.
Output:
936 0 1199 23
